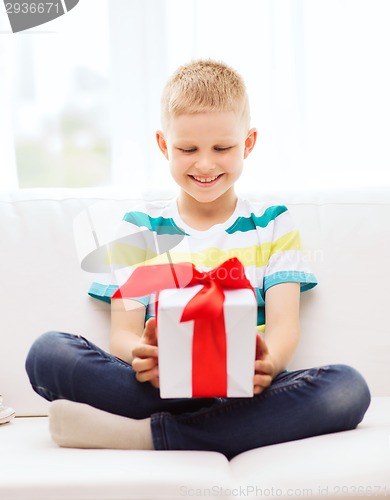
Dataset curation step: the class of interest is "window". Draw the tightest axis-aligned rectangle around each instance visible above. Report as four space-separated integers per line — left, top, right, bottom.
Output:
2 0 390 191
1 0 110 188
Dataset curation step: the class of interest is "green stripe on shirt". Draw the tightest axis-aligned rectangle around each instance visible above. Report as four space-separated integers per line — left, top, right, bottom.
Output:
226 205 288 234
123 212 187 235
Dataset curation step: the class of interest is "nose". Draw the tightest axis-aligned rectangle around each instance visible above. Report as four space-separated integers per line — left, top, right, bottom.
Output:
194 154 216 173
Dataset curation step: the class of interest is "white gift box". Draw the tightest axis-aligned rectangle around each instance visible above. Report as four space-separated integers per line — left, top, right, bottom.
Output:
157 285 257 398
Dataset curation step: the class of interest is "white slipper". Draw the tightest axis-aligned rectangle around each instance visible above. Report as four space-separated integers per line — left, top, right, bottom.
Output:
0 396 15 425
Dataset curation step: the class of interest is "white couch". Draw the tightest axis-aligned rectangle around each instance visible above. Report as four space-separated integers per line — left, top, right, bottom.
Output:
1 187 389 500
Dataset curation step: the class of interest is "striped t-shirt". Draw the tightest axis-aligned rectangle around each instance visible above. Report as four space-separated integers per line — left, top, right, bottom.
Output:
88 198 317 327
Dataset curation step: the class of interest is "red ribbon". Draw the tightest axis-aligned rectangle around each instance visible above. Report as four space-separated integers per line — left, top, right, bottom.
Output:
112 257 254 397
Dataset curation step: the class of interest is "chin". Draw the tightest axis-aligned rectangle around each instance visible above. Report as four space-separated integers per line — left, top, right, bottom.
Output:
194 193 227 204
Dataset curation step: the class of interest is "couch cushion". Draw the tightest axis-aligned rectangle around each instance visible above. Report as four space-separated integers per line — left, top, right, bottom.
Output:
0 397 389 499
230 397 390 498
0 416 231 500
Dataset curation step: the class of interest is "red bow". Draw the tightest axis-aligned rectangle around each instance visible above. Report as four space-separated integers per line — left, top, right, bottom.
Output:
112 257 254 397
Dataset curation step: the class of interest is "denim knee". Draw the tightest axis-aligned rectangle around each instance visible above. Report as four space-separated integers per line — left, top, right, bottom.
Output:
25 331 71 388
322 364 371 430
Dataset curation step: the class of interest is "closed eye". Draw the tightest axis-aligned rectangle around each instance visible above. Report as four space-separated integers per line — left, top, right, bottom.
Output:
214 147 232 152
178 148 196 154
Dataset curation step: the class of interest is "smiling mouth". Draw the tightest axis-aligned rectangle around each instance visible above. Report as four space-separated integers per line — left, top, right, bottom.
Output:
190 174 222 184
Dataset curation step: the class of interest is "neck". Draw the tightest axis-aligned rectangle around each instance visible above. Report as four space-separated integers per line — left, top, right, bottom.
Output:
177 189 238 230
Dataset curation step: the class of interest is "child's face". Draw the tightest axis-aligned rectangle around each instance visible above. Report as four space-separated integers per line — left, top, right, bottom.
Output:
156 111 256 206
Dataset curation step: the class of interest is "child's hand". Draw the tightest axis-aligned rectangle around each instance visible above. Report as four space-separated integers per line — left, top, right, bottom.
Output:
132 318 159 388
253 333 275 395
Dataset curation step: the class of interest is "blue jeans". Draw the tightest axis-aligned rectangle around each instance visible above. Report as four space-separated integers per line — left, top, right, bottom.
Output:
25 331 371 459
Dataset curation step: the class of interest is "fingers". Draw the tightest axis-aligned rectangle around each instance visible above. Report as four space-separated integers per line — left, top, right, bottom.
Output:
253 360 273 394
254 334 273 395
255 333 269 360
133 354 159 387
132 344 158 378
142 317 157 346
253 374 273 395
254 358 273 375
132 317 158 360
134 363 159 383
132 343 158 360
149 376 160 389
133 319 159 386
132 355 157 373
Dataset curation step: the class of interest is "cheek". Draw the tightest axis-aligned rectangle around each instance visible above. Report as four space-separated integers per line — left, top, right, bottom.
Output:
226 151 244 171
169 158 187 181
171 155 192 172
169 161 178 179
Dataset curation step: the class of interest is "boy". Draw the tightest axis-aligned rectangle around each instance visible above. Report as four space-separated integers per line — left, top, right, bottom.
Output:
26 60 370 458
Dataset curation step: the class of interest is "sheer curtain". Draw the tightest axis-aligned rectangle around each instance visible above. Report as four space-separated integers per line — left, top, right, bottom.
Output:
108 0 390 195
3 0 390 191
0 14 18 189
107 0 308 194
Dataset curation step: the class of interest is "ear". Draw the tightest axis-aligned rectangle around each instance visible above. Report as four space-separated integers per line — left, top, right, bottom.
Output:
243 128 257 159
156 130 169 160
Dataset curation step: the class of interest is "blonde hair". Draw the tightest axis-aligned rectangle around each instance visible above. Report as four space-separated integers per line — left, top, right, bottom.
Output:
161 59 250 131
